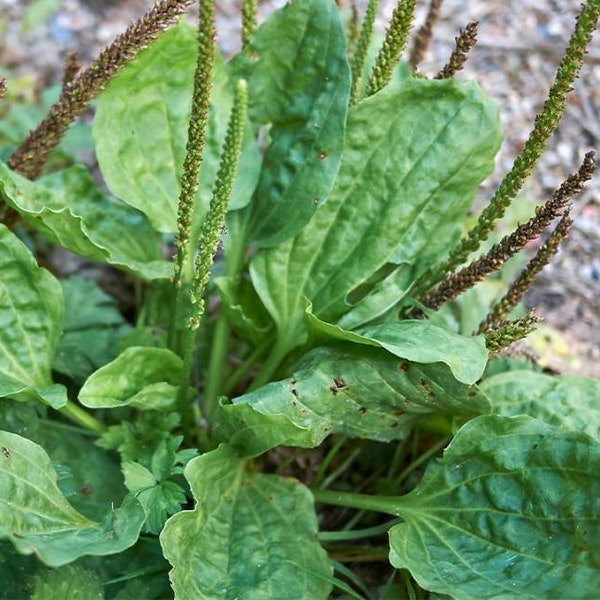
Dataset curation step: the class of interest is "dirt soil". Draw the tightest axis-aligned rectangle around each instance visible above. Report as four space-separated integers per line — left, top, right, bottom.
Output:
1 0 599 377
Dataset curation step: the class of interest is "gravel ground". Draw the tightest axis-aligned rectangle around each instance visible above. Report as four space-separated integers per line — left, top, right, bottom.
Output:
1 0 599 376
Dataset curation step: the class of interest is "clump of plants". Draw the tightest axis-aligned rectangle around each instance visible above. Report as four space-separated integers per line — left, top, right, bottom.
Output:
0 0 599 597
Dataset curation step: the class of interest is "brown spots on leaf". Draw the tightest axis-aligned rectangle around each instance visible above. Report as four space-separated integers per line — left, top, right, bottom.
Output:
313 198 320 205
399 362 409 372
329 376 347 395
358 406 368 415
80 483 93 495
318 151 328 160
2 446 11 460
419 379 435 398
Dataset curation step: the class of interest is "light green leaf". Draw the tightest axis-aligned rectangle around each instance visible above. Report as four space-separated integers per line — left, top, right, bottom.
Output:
79 347 183 411
0 431 145 567
228 0 350 246
481 370 600 441
308 313 488 384
0 163 171 279
0 225 66 408
216 346 490 456
388 415 600 598
160 444 332 599
94 22 260 234
30 565 103 600
250 78 501 357
53 276 131 383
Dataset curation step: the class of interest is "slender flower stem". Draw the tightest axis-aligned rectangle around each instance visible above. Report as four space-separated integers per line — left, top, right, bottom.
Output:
59 401 106 434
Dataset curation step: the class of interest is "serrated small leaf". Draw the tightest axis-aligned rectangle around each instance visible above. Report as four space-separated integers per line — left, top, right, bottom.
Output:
0 431 144 567
228 0 350 246
0 225 66 408
215 346 490 456
481 370 600 440
388 415 600 598
160 444 332 599
79 347 183 411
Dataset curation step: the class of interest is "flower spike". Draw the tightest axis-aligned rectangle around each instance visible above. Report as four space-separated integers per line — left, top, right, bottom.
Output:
435 21 478 79
408 0 443 71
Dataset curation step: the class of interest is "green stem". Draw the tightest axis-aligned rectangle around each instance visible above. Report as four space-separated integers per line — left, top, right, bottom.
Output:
59 401 106 434
313 489 401 516
222 338 271 396
319 518 401 542
393 436 448 487
248 336 290 391
203 311 230 419
177 328 197 443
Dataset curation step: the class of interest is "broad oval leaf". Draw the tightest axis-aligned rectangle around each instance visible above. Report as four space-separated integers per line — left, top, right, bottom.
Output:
160 444 332 599
308 313 488 384
0 431 145 567
215 346 490 456
388 415 600 598
0 162 171 280
0 225 66 408
250 78 501 357
481 370 600 441
94 22 260 234
79 347 183 411
228 0 350 246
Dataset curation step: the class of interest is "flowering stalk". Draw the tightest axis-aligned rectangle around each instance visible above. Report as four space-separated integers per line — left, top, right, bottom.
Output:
242 0 258 47
188 79 248 330
419 152 595 311
350 0 379 105
478 210 573 333
8 0 194 180
440 0 600 274
61 50 81 87
435 21 478 79
0 78 7 100
366 0 417 97
173 0 216 291
408 0 443 70
484 312 540 353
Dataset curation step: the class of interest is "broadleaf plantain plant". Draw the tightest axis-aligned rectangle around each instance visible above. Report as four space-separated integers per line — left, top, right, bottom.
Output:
0 0 599 597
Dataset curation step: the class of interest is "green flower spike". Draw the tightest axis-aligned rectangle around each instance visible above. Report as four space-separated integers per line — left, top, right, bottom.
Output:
350 0 379 105
173 0 216 291
366 0 417 97
188 79 248 330
241 0 258 48
484 312 541 353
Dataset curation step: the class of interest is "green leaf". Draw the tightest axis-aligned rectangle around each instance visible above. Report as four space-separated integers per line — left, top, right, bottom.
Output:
0 163 171 279
308 314 488 384
216 345 490 456
30 565 103 600
0 225 66 408
228 0 350 246
160 444 332 599
388 415 600 598
0 431 145 567
79 347 184 412
53 276 131 383
481 370 600 441
250 78 501 357
94 22 260 234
